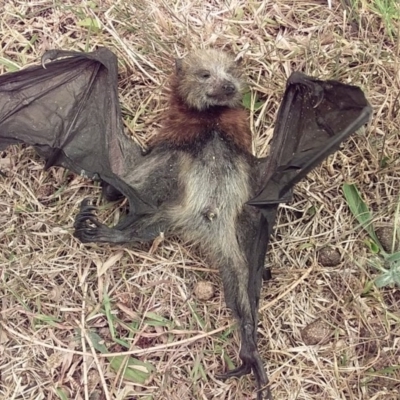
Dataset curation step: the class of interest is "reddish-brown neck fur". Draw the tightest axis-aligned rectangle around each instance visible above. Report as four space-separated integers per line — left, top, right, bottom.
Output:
149 76 252 152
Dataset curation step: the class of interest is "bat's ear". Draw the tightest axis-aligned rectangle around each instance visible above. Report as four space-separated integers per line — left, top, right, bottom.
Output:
175 58 184 75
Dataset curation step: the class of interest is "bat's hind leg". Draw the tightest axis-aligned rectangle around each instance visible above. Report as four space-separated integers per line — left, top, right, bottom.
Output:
73 199 157 244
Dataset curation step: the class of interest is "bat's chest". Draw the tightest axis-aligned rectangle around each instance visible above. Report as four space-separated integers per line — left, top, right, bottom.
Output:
169 138 251 239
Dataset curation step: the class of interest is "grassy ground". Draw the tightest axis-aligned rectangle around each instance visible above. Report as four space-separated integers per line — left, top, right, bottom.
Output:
1 1 400 399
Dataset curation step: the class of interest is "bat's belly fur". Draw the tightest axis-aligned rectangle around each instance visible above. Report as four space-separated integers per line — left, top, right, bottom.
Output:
165 136 252 268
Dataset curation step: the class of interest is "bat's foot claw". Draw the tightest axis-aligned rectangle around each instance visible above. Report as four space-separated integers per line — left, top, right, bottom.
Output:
74 198 134 244
74 199 107 243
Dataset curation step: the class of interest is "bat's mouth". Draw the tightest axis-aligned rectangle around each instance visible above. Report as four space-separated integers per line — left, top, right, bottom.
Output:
207 93 234 99
207 90 239 104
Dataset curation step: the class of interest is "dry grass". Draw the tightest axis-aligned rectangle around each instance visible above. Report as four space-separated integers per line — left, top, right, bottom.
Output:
1 0 400 399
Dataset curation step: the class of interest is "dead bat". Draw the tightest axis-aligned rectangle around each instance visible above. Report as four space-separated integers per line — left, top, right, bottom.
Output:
0 47 371 399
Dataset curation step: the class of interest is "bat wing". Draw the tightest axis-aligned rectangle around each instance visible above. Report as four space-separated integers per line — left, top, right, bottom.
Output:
249 71 372 208
0 47 152 215
229 73 371 399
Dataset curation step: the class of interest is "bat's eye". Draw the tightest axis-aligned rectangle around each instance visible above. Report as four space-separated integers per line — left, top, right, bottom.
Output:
198 70 211 79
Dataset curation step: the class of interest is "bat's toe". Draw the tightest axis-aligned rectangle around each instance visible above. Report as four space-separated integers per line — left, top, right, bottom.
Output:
73 199 103 242
215 363 252 380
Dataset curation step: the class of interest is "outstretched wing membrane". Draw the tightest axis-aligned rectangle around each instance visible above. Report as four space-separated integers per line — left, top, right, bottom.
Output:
250 72 372 208
0 48 152 215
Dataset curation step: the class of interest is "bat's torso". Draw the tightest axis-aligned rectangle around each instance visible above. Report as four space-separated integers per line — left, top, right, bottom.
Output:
127 131 256 269
166 133 252 261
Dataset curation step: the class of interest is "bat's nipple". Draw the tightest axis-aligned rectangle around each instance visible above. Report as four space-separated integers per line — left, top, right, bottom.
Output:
203 207 219 221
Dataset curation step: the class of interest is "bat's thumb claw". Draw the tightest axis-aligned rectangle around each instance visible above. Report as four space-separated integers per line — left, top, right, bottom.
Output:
287 72 324 108
41 52 53 69
40 50 64 69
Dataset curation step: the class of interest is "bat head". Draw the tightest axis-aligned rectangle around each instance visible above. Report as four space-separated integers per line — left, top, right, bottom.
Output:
174 49 245 111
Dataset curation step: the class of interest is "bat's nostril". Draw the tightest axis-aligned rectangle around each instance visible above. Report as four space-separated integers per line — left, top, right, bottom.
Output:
223 82 236 94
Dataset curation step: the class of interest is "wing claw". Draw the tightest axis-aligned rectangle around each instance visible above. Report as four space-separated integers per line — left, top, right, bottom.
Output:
41 49 84 68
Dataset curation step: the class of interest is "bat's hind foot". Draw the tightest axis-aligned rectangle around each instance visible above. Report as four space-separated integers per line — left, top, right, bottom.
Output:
216 327 272 400
74 197 163 246
215 363 251 380
73 199 123 244
74 199 110 243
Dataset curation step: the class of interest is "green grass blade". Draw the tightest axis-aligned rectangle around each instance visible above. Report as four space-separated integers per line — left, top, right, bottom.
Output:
110 356 154 383
103 293 116 339
87 331 108 353
55 388 69 400
343 183 384 252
